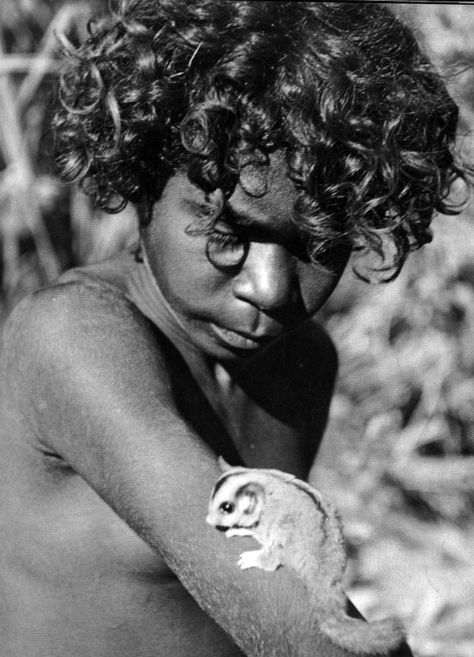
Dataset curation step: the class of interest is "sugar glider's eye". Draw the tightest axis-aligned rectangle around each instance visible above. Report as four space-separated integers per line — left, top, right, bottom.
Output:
219 502 235 514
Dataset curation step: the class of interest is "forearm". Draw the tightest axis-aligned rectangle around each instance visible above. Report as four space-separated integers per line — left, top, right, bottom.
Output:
74 422 409 657
80 426 348 657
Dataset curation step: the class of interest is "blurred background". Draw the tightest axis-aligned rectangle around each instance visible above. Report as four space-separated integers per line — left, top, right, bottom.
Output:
0 1 473 656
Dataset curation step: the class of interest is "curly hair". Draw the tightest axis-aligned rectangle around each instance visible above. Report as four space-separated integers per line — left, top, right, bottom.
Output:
53 0 468 280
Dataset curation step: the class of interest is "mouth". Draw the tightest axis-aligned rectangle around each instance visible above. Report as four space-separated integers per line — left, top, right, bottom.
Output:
210 323 281 351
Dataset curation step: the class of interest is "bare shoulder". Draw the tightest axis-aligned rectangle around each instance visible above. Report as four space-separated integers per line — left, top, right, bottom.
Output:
283 318 338 392
1 276 175 451
236 319 338 466
276 320 338 448
261 318 338 410
2 276 162 377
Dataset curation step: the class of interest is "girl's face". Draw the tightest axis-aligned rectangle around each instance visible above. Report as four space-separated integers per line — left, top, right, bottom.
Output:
142 159 349 361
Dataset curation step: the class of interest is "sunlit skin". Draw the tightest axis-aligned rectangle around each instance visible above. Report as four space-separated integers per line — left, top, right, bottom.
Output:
0 157 364 657
141 158 350 369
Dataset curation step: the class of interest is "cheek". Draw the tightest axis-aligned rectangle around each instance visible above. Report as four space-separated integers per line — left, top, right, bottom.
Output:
298 263 347 314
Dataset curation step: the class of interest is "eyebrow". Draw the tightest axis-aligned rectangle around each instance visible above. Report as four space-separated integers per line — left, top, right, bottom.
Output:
190 194 297 244
224 203 299 246
186 188 260 228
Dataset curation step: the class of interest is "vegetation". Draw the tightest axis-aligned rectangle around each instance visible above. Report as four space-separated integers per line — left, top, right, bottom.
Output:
0 0 136 308
316 6 474 656
0 2 473 656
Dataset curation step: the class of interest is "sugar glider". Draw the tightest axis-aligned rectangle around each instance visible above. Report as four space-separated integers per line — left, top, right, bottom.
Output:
206 458 405 656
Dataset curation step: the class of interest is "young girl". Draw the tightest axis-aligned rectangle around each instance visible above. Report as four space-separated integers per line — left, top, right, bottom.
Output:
0 2 466 656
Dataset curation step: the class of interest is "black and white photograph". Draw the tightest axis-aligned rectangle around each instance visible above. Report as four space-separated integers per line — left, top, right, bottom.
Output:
0 2 473 656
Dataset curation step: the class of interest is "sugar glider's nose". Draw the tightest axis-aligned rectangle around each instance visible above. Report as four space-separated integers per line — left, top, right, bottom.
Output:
206 513 227 529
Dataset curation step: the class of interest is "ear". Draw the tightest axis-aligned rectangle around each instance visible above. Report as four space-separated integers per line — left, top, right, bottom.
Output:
217 456 232 472
241 482 265 515
242 482 265 500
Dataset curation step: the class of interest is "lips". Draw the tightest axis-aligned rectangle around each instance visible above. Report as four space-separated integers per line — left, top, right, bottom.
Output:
209 323 282 351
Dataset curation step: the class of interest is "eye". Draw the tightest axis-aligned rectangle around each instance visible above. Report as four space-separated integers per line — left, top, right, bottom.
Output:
207 223 242 249
205 219 248 270
219 501 235 514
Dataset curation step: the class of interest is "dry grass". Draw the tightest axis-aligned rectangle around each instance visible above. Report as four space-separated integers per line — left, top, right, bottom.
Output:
0 0 137 311
0 3 473 656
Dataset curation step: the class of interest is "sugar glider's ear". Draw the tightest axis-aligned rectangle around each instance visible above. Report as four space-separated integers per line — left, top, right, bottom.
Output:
218 456 232 472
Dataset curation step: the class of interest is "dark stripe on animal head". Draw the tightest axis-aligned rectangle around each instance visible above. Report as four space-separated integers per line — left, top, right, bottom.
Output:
212 472 234 498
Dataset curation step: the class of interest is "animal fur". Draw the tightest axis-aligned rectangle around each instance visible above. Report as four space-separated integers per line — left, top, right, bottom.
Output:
206 459 405 656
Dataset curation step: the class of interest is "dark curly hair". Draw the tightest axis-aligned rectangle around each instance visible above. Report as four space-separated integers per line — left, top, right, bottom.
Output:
53 0 469 280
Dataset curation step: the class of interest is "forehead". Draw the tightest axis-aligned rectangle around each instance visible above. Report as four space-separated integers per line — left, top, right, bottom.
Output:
230 154 297 229
173 153 298 231
212 470 248 498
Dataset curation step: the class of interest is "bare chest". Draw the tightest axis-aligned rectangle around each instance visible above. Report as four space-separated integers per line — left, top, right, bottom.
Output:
0 449 242 657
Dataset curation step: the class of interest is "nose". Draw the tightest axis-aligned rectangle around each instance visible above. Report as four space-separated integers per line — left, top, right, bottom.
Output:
232 242 296 311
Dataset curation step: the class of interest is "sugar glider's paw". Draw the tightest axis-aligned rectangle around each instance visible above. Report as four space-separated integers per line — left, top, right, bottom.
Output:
226 527 256 538
238 549 265 570
238 549 280 571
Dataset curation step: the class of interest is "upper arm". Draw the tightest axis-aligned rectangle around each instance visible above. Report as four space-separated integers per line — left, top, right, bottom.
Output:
1 282 326 657
300 319 338 432
284 319 339 465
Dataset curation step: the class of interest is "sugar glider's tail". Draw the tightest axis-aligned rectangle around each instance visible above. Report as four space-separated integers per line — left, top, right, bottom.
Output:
319 612 405 656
